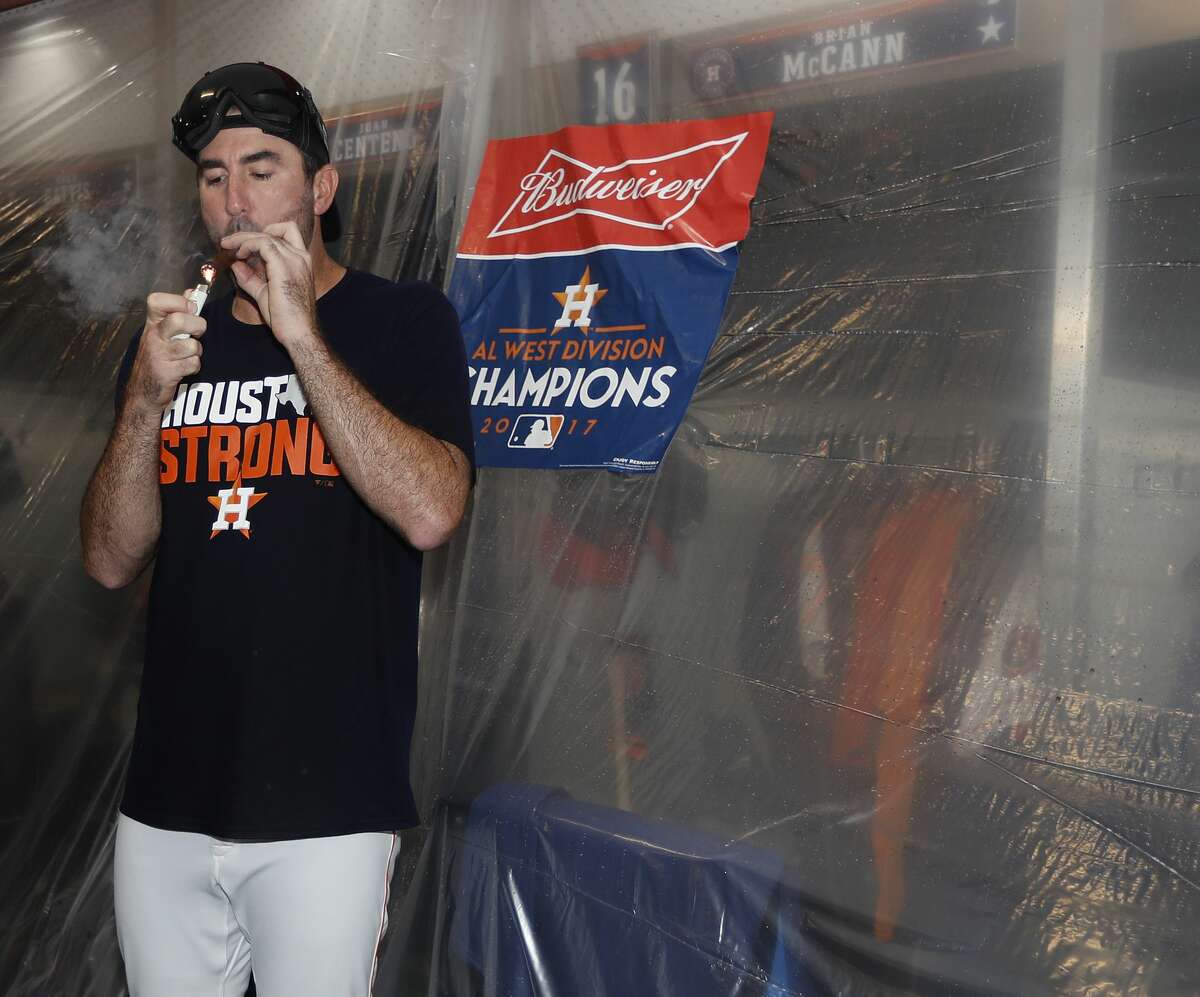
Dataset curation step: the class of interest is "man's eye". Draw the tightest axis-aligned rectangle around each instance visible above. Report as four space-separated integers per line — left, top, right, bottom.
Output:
205 175 226 187
252 172 273 181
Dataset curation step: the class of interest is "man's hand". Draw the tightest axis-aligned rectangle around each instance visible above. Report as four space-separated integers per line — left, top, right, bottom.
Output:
126 293 205 414
222 222 317 347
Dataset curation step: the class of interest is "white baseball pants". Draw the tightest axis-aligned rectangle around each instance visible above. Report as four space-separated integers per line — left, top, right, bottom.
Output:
113 814 399 997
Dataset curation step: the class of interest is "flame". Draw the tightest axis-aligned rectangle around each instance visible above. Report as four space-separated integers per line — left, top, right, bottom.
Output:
199 250 233 286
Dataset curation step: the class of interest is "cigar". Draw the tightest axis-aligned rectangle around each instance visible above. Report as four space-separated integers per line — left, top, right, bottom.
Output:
174 252 231 339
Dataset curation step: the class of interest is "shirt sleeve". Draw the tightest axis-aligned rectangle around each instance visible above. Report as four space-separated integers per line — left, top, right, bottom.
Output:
373 282 476 479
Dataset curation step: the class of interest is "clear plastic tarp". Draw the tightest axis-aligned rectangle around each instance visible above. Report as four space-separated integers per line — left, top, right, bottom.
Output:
2 1 1198 994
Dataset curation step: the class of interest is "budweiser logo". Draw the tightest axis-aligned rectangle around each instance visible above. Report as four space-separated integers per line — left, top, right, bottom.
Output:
488 131 749 239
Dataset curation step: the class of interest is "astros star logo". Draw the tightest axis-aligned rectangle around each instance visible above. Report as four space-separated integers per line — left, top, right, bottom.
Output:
207 476 268 539
552 266 608 333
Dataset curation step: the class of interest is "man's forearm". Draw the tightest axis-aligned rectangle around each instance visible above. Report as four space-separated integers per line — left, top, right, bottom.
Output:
80 402 164 588
288 332 470 550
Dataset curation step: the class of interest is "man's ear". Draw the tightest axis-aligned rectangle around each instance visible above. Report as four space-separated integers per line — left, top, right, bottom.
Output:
313 163 340 216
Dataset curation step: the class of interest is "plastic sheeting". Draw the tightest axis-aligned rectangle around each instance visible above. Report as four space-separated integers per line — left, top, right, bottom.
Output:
2 1 1199 994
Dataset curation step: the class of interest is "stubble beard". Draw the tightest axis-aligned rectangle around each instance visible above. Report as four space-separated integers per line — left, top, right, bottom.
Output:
209 184 317 280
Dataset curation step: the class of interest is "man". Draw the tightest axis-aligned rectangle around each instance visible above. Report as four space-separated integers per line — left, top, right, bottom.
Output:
79 63 473 995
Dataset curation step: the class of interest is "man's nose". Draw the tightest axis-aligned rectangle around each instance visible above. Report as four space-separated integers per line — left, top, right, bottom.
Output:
224 174 248 217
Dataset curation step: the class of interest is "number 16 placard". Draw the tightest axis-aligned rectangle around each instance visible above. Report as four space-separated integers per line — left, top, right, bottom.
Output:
578 34 656 126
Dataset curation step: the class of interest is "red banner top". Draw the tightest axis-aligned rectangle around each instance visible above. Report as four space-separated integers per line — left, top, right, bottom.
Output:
456 112 773 259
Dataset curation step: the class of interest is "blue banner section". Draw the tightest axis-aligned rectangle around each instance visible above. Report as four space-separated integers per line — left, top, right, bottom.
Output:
449 246 738 472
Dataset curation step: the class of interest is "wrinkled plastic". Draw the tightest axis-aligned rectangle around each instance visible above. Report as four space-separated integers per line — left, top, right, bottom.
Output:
2 1 1199 995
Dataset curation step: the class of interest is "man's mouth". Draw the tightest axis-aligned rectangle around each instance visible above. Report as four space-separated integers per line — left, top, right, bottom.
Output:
225 217 259 236
222 220 265 276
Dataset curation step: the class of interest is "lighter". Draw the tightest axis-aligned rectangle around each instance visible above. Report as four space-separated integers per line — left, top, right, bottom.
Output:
173 260 220 340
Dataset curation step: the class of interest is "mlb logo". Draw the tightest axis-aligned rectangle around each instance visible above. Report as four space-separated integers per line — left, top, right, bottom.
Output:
508 414 565 449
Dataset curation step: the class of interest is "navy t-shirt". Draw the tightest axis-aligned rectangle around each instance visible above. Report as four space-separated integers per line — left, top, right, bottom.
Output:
115 269 473 840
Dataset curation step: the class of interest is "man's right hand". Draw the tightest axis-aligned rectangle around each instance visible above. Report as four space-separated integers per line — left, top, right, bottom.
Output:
126 292 206 413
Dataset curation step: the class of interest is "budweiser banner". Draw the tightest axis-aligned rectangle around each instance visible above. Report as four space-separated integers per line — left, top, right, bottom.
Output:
448 112 773 472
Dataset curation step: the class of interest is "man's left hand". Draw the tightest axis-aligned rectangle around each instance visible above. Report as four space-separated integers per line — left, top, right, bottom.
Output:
222 222 317 347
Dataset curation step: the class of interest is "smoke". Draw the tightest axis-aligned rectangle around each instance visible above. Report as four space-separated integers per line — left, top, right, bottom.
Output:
41 176 312 317
42 184 169 319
